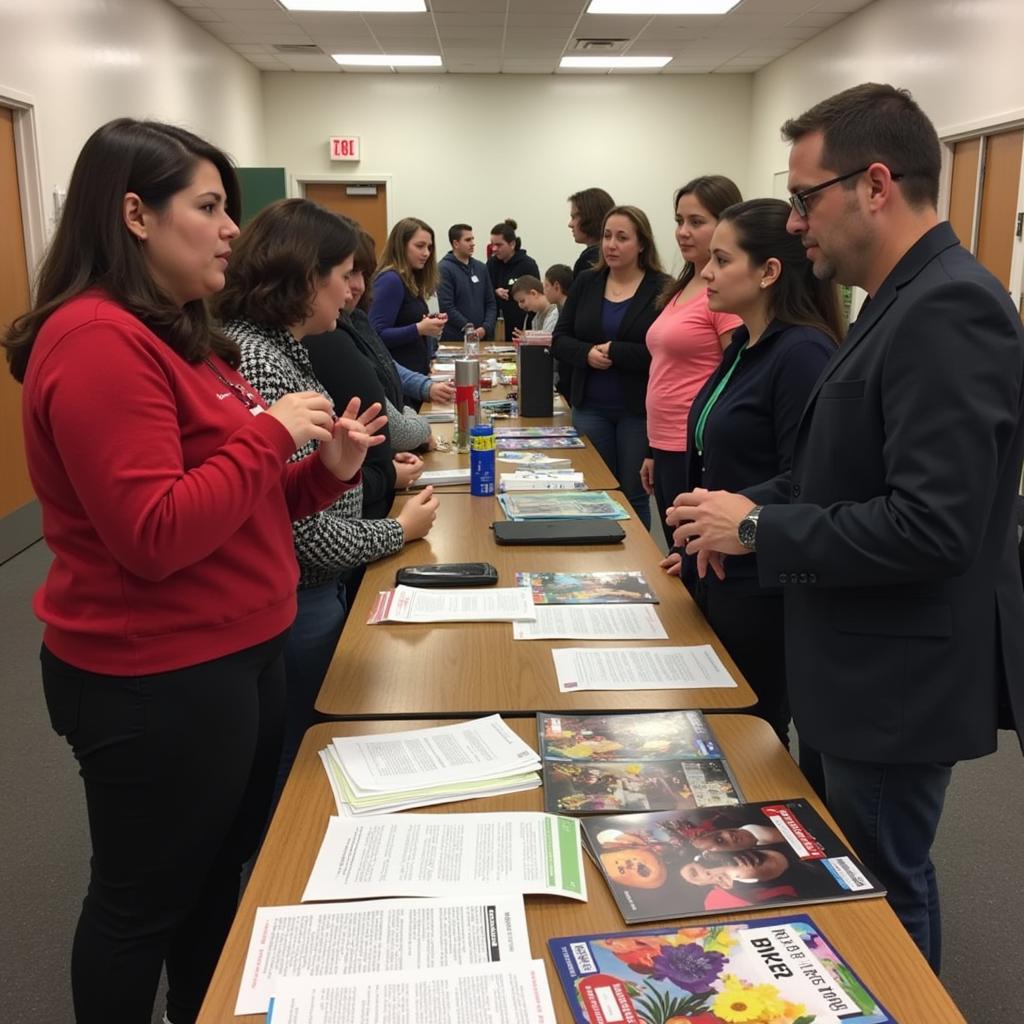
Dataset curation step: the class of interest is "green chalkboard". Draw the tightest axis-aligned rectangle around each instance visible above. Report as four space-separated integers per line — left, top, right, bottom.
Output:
236 167 287 225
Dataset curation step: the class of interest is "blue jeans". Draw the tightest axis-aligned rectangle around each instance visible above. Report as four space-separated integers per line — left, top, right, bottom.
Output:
572 405 650 529
820 753 953 972
276 579 348 801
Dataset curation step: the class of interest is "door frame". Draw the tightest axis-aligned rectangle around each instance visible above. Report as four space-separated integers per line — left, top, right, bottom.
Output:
939 108 1024 309
290 172 395 229
0 85 48 282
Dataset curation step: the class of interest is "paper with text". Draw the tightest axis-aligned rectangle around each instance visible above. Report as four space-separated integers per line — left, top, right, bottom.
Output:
301 813 586 903
368 585 537 624
552 645 737 691
513 603 667 640
235 895 530 1015
266 959 557 1024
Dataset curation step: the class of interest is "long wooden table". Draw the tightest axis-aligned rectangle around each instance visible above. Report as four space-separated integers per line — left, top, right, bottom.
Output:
315 492 756 717
197 715 966 1024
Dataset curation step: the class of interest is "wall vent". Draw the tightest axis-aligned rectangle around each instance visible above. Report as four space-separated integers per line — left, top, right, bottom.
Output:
273 43 324 54
573 38 630 52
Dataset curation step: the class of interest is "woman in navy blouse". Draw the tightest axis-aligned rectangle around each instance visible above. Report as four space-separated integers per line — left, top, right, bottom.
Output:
552 205 670 527
676 198 842 748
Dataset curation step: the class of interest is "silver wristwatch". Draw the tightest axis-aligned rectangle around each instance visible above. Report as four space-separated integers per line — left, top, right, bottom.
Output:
738 505 762 552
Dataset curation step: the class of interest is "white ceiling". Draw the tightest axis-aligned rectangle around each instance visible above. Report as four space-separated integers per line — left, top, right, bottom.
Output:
168 0 874 75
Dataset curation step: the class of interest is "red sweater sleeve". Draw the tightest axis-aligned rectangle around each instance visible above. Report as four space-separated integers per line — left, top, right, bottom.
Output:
35 318 313 582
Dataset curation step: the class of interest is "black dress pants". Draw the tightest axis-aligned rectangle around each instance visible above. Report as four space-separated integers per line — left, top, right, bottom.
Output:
41 633 287 1024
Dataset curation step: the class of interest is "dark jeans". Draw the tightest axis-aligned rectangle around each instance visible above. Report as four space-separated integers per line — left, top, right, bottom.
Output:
698 583 790 746
572 405 651 529
41 635 287 1024
820 753 953 972
276 579 348 802
651 446 690 550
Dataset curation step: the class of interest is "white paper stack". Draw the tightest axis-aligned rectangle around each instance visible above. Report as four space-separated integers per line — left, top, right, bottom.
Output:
412 467 471 487
319 714 542 815
367 585 537 624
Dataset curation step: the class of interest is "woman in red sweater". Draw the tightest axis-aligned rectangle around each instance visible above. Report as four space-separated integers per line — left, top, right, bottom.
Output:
2 119 384 1024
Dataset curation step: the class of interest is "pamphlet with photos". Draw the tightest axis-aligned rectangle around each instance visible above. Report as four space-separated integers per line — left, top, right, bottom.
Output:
582 799 885 924
493 425 579 438
518 571 658 605
548 913 894 1024
538 711 725 762
499 491 630 521
497 436 586 450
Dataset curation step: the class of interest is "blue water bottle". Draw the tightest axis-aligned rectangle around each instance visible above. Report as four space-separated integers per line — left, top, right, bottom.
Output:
470 424 495 496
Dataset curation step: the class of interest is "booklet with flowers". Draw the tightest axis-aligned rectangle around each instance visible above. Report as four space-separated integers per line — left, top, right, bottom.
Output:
582 800 885 924
547 913 894 1024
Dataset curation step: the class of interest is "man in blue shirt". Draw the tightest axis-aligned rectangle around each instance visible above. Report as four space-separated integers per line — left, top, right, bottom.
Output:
437 224 496 342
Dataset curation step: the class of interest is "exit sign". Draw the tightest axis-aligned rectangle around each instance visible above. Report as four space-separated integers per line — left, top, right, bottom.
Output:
329 136 361 161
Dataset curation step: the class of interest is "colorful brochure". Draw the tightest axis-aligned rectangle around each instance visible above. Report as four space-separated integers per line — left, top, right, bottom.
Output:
518 571 657 604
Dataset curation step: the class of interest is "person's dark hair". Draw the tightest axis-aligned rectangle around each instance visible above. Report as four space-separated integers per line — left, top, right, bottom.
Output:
4 118 241 382
376 216 438 299
352 228 378 312
781 82 941 208
448 223 472 246
568 187 616 242
593 205 665 275
720 198 843 343
544 264 574 293
659 175 743 308
490 218 521 249
510 274 544 297
212 198 357 329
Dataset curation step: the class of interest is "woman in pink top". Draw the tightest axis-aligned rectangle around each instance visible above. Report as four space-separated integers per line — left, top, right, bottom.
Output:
642 176 743 555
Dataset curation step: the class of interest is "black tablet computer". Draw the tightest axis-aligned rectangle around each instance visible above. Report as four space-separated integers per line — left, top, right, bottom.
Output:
491 520 626 546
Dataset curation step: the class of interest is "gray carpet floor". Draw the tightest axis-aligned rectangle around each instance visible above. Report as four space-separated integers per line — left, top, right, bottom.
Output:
2 537 1019 1023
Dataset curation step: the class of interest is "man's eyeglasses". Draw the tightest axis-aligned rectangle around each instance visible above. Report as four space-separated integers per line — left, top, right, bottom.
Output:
788 165 904 218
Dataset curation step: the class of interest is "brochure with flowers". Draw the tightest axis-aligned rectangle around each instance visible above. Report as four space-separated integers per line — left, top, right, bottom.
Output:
582 800 885 924
547 913 894 1024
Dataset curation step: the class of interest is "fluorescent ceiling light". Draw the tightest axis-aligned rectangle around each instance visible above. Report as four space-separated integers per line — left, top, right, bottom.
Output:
587 0 739 13
560 56 672 69
332 53 442 66
280 1 426 11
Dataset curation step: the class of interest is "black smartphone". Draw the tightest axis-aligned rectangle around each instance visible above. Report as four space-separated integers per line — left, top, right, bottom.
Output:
395 562 499 588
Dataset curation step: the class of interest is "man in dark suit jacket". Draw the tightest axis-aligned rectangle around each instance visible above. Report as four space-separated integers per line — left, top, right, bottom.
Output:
668 83 1024 972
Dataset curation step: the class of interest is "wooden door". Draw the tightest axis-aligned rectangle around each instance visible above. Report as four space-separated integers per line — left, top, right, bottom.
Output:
303 181 388 255
0 105 34 520
948 136 981 247
976 128 1024 290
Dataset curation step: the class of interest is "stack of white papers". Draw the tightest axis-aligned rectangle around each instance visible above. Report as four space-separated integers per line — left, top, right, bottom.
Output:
318 715 542 816
301 812 587 903
235 895 533 1016
367 585 537 624
551 645 738 692
512 603 668 641
413 467 471 486
499 470 585 491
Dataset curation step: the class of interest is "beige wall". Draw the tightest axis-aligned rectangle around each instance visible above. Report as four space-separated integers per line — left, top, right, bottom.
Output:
261 72 754 278
0 0 265 252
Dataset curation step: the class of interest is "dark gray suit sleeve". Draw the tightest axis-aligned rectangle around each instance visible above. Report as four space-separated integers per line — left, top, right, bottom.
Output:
756 280 1024 587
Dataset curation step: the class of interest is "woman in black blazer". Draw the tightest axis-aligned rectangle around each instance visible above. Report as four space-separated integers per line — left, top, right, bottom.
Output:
552 205 670 528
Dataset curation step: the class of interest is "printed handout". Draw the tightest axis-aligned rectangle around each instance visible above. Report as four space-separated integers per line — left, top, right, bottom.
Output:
266 959 558 1024
552 646 737 692
301 812 587 903
235 895 530 1015
367 585 537 624
512 604 668 641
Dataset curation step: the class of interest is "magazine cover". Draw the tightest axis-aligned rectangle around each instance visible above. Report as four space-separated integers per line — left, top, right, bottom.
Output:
497 436 587 449
544 759 741 815
499 491 630 521
548 913 894 1024
582 800 885 924
518 571 658 605
494 425 579 438
538 711 724 762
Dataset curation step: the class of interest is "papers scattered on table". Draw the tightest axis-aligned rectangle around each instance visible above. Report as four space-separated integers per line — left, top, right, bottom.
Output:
499 491 629 520
513 603 668 641
235 894 531 1015
499 470 585 491
318 715 542 815
367 585 537 624
267 960 558 1024
301 812 587 903
496 436 586 450
413 468 471 487
551 645 738 692
496 451 572 468
432 361 456 372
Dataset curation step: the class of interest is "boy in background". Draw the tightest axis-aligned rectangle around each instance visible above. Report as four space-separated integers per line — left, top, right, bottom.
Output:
543 264 574 402
511 275 559 335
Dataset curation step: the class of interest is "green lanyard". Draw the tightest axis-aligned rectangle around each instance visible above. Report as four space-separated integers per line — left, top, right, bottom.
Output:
694 344 744 457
